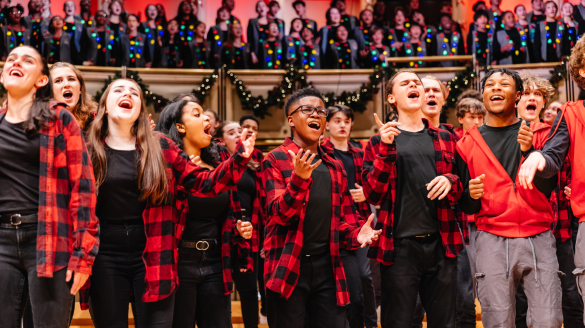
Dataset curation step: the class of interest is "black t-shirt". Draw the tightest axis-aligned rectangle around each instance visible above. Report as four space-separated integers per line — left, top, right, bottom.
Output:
0 119 40 215
96 146 146 221
333 148 356 192
237 168 256 218
303 155 332 255
393 127 439 239
184 190 230 240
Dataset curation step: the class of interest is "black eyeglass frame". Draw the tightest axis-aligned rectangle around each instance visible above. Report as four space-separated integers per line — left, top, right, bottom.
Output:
288 105 329 117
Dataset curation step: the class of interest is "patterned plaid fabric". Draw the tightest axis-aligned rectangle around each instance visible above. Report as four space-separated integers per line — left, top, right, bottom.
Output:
0 103 100 277
322 138 373 220
362 120 464 265
261 137 364 306
81 136 251 310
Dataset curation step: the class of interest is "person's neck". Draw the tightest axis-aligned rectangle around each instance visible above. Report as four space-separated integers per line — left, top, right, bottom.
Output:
97 24 105 31
533 9 544 15
304 39 313 46
110 15 120 24
395 23 404 29
297 13 306 19
232 37 242 45
423 113 440 128
6 91 35 123
267 35 277 42
546 16 556 22
486 110 519 127
147 19 155 27
477 26 486 32
65 15 75 22
54 28 63 37
506 25 515 30
81 11 90 20
195 35 203 42
30 12 41 20
331 22 339 26
182 14 190 21
41 10 51 18
219 21 228 30
129 29 137 37
292 133 319 153
339 38 347 43
492 6 501 14
330 135 349 151
11 22 21 29
290 31 300 38
518 18 528 25
183 139 201 161
105 120 136 150
409 37 419 43
397 109 424 132
563 16 572 23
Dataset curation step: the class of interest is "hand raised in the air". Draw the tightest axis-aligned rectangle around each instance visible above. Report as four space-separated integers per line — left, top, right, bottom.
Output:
288 148 321 180
374 113 401 144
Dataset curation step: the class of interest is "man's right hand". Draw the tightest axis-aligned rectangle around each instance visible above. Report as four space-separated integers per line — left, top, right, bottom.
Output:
518 152 546 189
469 174 485 199
288 148 321 180
374 113 401 144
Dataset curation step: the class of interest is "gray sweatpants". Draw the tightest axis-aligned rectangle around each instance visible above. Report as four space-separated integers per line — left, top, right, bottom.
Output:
572 222 585 325
475 230 563 328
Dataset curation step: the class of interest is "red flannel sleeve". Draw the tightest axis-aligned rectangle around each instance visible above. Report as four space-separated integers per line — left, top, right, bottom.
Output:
362 136 396 206
63 111 99 275
171 139 251 196
442 173 462 205
339 181 364 250
262 152 312 226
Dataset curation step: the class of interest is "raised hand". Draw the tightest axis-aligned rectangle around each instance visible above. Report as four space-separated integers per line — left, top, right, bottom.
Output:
237 220 253 239
148 114 155 131
469 174 485 199
350 183 366 203
374 113 401 144
426 176 452 200
240 128 256 158
518 152 546 190
288 148 322 180
357 214 382 248
517 121 534 152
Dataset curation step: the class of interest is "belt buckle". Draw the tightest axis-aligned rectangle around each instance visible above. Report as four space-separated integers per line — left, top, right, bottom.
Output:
416 234 430 238
196 240 210 251
10 214 22 226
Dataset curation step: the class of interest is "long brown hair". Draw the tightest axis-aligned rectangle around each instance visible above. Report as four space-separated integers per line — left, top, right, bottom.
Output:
87 78 169 204
50 62 97 130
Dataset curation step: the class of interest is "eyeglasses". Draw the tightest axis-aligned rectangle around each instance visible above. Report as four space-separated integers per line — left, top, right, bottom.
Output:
289 105 328 117
97 13 107 17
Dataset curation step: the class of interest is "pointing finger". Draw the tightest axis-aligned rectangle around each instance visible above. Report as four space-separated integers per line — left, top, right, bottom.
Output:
374 113 384 128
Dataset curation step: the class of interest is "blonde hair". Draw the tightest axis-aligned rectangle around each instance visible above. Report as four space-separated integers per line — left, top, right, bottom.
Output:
422 75 447 99
521 75 556 106
570 37 585 88
50 62 97 131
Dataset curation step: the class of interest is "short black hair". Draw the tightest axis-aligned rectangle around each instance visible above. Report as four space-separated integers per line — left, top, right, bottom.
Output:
268 0 280 8
481 68 524 93
326 105 354 122
438 13 451 23
239 115 260 127
408 22 422 32
284 88 325 116
292 0 305 8
472 0 486 12
501 10 514 22
514 4 525 14
474 9 488 22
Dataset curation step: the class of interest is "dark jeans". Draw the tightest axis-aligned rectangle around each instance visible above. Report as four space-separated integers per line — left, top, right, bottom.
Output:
258 254 267 316
456 246 476 328
173 241 231 328
341 248 366 328
232 245 259 328
380 235 457 328
516 238 584 328
266 252 347 328
0 222 74 328
89 221 175 328
356 247 378 328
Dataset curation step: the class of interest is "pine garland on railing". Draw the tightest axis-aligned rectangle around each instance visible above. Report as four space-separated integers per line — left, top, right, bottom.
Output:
95 70 169 112
446 65 479 108
192 69 219 102
550 56 569 91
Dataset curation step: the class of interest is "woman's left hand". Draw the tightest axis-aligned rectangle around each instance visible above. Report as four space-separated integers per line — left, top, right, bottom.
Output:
240 128 255 158
237 220 253 239
148 114 155 131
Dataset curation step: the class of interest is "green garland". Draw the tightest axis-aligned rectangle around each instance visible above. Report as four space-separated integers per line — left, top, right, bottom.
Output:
549 56 569 91
192 69 219 103
226 65 311 118
94 70 169 112
446 65 479 108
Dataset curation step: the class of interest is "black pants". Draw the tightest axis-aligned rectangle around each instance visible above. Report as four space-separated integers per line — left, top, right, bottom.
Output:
380 235 457 328
516 238 584 328
341 248 366 328
258 254 267 316
0 222 74 328
266 252 347 328
232 245 259 328
89 221 175 328
456 246 476 328
356 247 378 328
173 241 231 328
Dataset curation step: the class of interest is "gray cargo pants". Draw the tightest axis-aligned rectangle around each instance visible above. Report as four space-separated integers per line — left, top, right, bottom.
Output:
475 230 563 328
572 222 585 325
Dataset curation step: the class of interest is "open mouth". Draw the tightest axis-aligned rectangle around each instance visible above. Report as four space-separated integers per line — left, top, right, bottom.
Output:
407 90 420 101
490 95 504 102
9 69 23 77
118 99 133 110
308 121 321 131
526 104 536 113
63 90 73 101
203 124 212 137
427 100 437 106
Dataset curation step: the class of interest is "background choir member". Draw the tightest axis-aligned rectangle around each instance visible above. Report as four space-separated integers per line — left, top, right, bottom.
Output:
62 1 83 64
318 7 342 60
327 24 358 69
190 21 211 69
267 1 285 38
402 23 426 68
493 11 529 65
82 11 120 67
362 26 388 69
560 2 580 57
44 16 74 64
299 26 320 69
528 0 546 24
121 14 151 68
173 0 198 44
332 0 358 31
2 5 31 60
285 18 304 64
157 19 184 68
24 0 46 53
207 7 231 69
221 21 252 69
292 0 317 32
76 0 94 27
532 1 562 63
257 20 284 69
435 14 464 66
139 4 160 64
387 7 409 58
247 1 270 66
467 10 491 67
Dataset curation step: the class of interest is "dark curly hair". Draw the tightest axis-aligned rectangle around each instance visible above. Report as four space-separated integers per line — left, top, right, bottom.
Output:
481 68 524 94
155 100 221 167
569 37 585 89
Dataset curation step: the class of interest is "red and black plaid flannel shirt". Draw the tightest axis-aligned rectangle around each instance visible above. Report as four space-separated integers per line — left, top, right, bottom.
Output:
362 119 463 265
0 103 100 277
81 136 251 310
261 137 364 306
322 138 372 220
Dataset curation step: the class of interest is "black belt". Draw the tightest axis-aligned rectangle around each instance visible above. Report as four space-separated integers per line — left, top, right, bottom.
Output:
395 233 439 244
181 238 219 251
0 213 38 226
